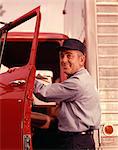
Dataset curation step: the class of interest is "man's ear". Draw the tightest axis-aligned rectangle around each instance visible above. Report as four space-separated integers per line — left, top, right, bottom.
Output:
80 55 85 65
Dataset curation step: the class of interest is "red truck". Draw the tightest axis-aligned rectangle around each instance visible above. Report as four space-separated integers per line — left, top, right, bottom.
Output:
0 6 68 150
1 2 118 150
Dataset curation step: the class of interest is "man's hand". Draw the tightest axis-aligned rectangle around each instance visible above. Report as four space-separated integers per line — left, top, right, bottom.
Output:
36 74 50 83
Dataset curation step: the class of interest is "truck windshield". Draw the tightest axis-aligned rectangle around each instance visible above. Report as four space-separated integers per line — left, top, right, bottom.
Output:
0 18 37 69
0 6 41 70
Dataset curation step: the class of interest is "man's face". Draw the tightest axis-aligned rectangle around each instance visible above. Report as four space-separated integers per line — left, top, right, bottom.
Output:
60 50 85 76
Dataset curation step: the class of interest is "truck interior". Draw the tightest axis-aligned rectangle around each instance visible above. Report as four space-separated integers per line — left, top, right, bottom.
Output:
1 40 60 82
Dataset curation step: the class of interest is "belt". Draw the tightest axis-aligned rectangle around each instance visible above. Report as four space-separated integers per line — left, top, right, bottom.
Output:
58 130 94 135
80 130 94 135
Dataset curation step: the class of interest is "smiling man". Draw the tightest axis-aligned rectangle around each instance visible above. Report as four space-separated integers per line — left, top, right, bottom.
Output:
34 38 101 150
60 43 85 76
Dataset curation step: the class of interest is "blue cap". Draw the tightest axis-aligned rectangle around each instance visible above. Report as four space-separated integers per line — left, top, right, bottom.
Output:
58 38 86 54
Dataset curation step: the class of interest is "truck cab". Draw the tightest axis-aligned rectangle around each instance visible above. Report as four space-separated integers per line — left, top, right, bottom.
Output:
0 6 68 150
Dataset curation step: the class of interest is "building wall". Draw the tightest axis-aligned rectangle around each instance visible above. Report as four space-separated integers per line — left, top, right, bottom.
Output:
0 0 64 33
0 0 85 41
63 0 85 41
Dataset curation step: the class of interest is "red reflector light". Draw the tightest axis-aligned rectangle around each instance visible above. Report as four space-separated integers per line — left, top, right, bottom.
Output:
103 124 114 136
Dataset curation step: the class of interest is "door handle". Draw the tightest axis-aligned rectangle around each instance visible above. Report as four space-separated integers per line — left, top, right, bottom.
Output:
9 79 26 87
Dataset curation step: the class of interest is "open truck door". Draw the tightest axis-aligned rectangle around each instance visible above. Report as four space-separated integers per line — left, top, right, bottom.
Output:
0 6 41 150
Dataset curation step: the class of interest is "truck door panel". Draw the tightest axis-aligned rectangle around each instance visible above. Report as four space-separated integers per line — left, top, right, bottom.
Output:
0 6 41 150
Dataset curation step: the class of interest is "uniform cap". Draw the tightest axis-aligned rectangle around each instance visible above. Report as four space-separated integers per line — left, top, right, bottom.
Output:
58 38 86 54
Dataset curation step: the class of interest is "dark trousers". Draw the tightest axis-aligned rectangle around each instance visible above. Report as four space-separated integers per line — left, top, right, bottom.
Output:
32 127 95 150
56 130 95 150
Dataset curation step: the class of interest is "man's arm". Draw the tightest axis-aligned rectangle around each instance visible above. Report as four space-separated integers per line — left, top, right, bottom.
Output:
33 94 56 106
34 77 79 103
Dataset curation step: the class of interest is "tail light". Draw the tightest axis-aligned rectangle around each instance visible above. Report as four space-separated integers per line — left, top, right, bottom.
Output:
103 124 114 136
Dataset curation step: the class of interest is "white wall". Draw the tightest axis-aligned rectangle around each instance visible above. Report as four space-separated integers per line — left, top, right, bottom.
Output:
0 0 85 40
0 0 64 33
64 0 85 41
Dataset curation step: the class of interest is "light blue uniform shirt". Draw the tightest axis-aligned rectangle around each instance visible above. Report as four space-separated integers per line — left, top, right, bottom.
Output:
34 68 101 132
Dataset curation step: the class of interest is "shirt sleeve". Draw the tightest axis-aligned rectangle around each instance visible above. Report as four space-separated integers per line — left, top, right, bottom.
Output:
34 78 79 103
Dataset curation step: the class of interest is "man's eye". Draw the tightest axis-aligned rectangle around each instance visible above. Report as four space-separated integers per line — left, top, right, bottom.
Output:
67 54 73 59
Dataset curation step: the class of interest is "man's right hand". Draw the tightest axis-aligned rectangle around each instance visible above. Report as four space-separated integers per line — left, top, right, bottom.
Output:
36 74 50 83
